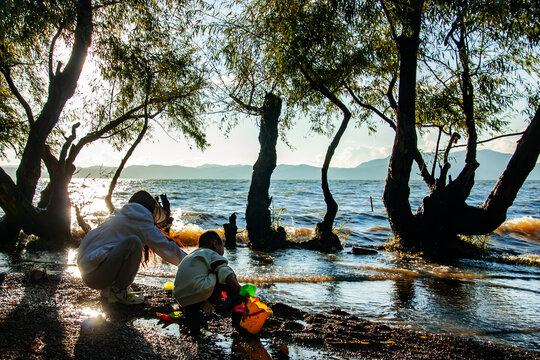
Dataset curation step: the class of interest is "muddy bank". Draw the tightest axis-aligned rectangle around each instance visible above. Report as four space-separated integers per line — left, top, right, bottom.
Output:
0 270 537 360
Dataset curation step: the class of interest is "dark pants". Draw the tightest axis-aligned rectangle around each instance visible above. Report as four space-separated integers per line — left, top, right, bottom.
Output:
183 284 243 335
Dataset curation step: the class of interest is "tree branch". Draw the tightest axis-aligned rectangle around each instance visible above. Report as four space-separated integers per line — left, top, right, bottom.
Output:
66 104 146 165
413 148 435 188
418 123 453 136
41 145 59 178
105 93 151 213
16 0 93 201
346 84 396 130
431 127 442 177
59 122 80 164
49 21 65 80
0 66 35 125
452 131 525 148
482 106 540 221
379 0 399 42
387 72 398 111
230 93 263 114
438 132 460 187
421 58 462 108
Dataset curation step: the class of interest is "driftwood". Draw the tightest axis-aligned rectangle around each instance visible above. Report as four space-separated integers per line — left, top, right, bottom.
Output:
74 205 91 235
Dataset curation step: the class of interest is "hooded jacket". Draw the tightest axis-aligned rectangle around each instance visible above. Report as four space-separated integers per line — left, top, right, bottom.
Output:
173 247 234 306
77 203 186 276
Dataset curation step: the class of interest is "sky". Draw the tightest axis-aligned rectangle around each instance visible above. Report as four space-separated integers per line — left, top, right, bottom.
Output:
1 107 529 169
65 112 527 169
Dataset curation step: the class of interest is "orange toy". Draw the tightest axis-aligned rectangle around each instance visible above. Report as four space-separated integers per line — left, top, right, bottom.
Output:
238 297 272 334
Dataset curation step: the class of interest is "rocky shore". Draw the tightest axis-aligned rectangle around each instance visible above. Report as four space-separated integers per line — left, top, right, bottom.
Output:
0 271 537 359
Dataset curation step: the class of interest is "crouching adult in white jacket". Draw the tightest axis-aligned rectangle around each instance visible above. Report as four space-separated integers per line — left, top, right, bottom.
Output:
77 190 186 305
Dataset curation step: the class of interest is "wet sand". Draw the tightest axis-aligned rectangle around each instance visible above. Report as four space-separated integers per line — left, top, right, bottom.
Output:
0 271 537 359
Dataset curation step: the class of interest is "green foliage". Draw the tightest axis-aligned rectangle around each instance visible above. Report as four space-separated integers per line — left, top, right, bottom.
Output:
496 254 540 268
270 205 285 231
203 0 375 139
332 222 350 243
0 0 78 157
1 0 210 165
0 85 27 159
78 0 209 152
417 2 538 137
458 234 491 251
384 236 425 258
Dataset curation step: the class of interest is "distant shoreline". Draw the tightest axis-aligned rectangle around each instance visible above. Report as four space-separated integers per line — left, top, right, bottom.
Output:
2 150 540 180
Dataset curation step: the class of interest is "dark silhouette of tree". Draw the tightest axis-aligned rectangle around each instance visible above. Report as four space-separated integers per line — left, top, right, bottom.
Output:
0 0 208 249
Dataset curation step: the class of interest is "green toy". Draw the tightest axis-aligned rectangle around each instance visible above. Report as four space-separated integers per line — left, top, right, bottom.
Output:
239 284 257 297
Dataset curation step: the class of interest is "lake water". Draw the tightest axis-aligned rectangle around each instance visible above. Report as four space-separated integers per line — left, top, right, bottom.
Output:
5 178 540 350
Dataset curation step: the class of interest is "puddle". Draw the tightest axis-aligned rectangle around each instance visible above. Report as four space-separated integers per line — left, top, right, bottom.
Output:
66 249 81 278
0 252 10 273
132 318 180 336
213 332 335 359
285 345 335 359
130 319 337 359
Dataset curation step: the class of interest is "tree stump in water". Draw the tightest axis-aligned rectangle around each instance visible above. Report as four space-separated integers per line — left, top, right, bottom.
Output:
299 221 343 252
223 213 238 249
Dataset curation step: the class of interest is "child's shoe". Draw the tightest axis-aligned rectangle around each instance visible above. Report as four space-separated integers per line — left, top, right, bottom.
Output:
108 287 145 305
200 300 215 314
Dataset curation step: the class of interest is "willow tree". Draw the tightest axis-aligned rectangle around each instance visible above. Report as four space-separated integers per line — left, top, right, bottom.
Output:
91 1 208 214
0 0 93 247
203 1 293 250
216 0 375 251
0 0 208 249
343 0 540 257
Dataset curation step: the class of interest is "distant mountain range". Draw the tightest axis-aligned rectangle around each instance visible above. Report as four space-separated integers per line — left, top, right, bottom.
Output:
2 150 539 180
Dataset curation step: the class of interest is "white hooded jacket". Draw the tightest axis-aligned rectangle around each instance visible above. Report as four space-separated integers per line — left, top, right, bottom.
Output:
173 247 234 306
77 202 186 276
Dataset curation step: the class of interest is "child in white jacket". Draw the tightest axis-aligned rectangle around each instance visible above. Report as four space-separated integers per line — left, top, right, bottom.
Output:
77 190 186 305
174 230 243 335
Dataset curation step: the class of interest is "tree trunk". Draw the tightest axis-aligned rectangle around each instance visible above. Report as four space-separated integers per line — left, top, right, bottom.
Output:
308 106 351 252
0 167 51 244
0 215 22 249
382 1 424 250
451 106 540 235
15 0 92 202
412 109 539 257
379 1 539 258
297 67 351 252
246 93 287 250
35 174 73 249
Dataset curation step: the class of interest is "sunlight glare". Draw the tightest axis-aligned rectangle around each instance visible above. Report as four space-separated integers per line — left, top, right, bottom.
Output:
65 249 81 278
81 307 105 319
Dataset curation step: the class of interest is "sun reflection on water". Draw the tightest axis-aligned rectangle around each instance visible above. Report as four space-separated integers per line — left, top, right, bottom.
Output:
496 216 540 242
65 249 81 278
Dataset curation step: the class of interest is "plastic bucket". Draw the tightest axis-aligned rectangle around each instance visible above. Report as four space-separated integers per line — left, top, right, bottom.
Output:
239 297 272 334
